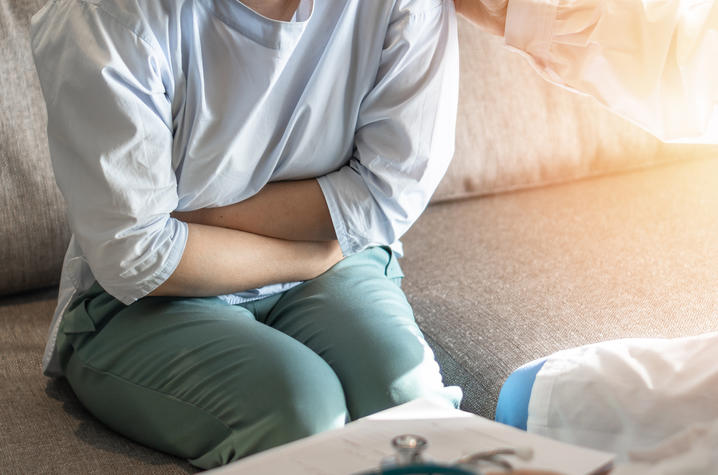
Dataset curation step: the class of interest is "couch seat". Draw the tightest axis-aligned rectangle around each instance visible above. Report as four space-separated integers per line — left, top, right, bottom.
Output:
403 156 718 417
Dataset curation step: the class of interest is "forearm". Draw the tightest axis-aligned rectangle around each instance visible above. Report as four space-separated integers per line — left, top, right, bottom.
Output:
173 179 336 242
150 222 342 297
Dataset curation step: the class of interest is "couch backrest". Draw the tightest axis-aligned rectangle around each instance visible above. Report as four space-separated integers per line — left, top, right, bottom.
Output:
0 6 714 297
0 0 69 297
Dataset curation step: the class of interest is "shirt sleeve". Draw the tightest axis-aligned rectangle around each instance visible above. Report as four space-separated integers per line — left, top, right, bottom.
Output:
31 1 187 304
317 0 459 257
504 0 718 143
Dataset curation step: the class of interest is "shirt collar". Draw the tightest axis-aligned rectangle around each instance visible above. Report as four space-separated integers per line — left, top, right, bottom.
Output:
204 0 314 52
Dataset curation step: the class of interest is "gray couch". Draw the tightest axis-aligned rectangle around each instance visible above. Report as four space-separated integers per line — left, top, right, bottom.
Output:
2 2 717 473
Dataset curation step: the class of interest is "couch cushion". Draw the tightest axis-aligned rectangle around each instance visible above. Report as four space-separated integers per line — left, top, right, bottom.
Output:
433 18 718 202
0 1 70 297
0 289 195 473
405 156 718 417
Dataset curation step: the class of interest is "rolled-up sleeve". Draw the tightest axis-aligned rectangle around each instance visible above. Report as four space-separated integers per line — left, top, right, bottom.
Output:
318 0 459 256
504 0 718 143
32 1 186 304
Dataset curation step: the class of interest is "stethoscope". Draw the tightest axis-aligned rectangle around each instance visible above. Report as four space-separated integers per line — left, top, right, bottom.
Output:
358 434 534 475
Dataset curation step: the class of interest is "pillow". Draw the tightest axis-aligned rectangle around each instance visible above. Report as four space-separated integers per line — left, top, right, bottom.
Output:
0 0 70 296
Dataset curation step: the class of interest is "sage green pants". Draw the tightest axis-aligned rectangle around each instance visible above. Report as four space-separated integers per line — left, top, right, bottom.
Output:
57 247 461 469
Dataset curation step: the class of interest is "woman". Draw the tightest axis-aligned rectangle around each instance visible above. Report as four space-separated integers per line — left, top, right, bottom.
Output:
32 0 461 468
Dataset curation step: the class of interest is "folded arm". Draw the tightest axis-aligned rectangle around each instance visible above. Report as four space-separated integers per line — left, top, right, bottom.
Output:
150 224 342 297
160 179 342 297
172 179 337 242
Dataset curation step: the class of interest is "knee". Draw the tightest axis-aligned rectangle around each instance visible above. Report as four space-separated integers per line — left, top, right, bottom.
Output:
190 353 348 469
387 357 462 411
274 368 348 440
350 341 462 418
247 348 348 441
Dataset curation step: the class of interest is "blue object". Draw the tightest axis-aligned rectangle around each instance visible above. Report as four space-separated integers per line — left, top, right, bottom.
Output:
360 464 475 475
495 358 547 430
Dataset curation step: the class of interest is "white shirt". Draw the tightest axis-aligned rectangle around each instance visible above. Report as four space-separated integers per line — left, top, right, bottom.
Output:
504 0 718 144
31 0 458 376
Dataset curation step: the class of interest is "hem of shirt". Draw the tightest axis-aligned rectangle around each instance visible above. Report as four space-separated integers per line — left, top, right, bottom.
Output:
115 219 189 305
41 289 77 377
218 282 303 305
317 174 361 257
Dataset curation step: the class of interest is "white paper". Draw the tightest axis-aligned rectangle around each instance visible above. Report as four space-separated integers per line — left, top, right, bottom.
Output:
204 398 614 475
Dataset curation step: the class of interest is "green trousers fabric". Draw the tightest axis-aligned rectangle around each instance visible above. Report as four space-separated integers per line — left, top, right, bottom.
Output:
56 247 462 469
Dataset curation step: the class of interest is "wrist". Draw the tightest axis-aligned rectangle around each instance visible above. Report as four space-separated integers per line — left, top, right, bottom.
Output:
304 240 343 278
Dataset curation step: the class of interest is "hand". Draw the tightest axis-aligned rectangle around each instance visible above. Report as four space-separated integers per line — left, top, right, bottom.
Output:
454 0 508 36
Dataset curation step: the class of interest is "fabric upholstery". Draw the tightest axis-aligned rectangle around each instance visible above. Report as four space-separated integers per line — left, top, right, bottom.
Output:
404 156 718 417
0 0 70 297
433 17 718 202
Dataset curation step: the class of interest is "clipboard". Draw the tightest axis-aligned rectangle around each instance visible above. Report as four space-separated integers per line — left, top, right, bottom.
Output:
204 398 614 475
